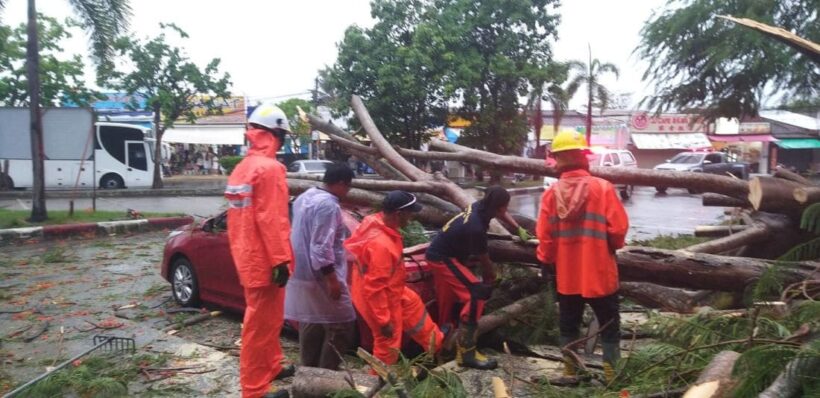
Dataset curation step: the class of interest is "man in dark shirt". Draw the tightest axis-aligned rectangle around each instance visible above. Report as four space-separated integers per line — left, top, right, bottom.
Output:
425 186 530 370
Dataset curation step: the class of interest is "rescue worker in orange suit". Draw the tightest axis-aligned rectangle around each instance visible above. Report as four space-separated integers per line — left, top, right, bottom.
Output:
225 102 294 398
425 186 532 370
535 131 629 383
345 191 445 367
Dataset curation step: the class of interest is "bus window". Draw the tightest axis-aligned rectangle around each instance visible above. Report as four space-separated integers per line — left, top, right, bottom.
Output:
128 142 148 171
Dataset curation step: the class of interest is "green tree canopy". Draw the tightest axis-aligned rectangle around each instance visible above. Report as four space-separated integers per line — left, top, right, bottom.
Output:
101 23 231 188
0 14 101 107
637 0 819 119
321 0 449 149
275 97 314 138
433 0 561 156
323 0 562 155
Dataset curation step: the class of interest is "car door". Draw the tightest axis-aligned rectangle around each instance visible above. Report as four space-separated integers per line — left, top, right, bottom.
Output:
702 153 725 174
191 215 244 307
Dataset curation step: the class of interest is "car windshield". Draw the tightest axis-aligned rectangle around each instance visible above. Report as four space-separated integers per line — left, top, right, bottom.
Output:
669 153 704 164
303 162 330 171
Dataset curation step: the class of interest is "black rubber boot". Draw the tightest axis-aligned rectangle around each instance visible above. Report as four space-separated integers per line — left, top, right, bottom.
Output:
455 323 497 370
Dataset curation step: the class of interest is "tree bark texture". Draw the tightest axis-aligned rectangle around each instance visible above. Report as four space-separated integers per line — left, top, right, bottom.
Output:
758 356 820 398
486 241 817 292
684 224 769 254
773 166 813 186
702 193 752 208
152 103 164 189
477 293 545 337
619 282 702 313
26 0 47 222
291 366 380 398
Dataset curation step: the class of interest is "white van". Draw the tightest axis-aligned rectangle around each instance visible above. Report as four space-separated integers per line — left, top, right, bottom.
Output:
543 148 638 200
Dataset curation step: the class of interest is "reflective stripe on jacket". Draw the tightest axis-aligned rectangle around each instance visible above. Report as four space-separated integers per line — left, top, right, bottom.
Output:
535 169 628 298
226 128 293 288
345 213 405 327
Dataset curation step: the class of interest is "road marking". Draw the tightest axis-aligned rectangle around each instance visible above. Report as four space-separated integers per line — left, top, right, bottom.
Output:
16 199 29 210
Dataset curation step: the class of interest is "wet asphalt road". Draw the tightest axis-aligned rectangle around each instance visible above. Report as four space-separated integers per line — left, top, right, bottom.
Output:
1 186 725 241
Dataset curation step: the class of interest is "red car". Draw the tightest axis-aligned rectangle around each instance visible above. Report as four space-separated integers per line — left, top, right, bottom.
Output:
159 208 437 348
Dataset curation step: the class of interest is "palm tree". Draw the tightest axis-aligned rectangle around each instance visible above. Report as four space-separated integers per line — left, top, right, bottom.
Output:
566 46 620 145
0 0 131 221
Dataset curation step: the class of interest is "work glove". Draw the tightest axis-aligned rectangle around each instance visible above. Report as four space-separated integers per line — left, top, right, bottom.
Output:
272 263 290 287
517 226 534 242
380 323 394 339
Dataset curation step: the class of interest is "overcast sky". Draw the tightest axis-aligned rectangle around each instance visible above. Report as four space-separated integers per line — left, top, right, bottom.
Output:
3 0 667 109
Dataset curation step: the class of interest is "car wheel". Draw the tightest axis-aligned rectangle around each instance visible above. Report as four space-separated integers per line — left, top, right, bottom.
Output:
655 186 668 194
100 173 124 189
620 185 634 200
171 257 201 307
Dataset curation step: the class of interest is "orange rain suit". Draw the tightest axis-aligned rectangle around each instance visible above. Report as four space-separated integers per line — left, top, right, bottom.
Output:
345 213 405 365
225 128 293 398
535 169 628 298
401 286 444 352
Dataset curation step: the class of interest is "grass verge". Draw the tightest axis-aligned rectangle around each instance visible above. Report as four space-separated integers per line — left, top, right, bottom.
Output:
630 234 708 250
0 209 184 229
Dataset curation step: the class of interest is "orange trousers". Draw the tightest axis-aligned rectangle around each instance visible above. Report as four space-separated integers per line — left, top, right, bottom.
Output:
240 285 285 398
429 258 486 326
401 287 443 353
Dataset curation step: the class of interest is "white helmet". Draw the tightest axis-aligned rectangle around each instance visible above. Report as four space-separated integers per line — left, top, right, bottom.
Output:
248 102 291 133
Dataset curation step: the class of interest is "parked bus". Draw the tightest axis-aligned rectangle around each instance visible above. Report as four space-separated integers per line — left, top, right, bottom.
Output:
0 107 154 190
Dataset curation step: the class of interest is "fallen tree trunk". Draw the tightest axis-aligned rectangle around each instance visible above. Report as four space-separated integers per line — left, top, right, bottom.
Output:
487 241 817 292
287 178 455 226
702 193 752 208
759 356 820 398
619 282 701 313
682 351 740 398
428 139 750 199
694 224 750 238
291 366 380 398
684 224 769 254
477 293 544 337
748 176 805 214
774 166 812 186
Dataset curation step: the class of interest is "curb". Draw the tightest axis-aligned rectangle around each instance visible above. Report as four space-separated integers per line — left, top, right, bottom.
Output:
0 216 194 246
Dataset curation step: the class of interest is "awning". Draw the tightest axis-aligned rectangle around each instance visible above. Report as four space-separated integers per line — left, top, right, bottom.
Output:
631 133 712 150
774 138 820 149
708 134 778 142
163 124 245 145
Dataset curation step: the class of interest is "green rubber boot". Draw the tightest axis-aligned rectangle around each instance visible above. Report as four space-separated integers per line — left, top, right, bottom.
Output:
602 342 621 384
558 335 579 377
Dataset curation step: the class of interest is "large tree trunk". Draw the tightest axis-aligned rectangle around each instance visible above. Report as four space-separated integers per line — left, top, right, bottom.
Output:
748 176 804 214
26 0 47 222
619 282 703 313
793 186 820 205
684 224 769 254
487 241 817 292
152 104 164 189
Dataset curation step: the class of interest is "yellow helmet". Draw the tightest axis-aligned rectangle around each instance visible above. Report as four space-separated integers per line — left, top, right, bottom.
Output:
550 131 589 154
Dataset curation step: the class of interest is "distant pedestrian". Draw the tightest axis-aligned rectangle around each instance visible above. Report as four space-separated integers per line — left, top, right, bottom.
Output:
285 164 357 370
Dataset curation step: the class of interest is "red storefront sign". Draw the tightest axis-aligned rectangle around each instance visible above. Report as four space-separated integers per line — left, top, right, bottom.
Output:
630 113 707 133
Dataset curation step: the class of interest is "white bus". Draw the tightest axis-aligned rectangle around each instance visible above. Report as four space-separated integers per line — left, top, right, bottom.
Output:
0 108 154 190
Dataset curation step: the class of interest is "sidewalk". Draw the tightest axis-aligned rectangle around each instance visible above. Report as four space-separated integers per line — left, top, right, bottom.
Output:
0 216 193 246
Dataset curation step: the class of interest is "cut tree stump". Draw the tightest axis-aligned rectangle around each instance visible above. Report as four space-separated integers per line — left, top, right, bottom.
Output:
682 350 740 398
748 176 805 214
793 186 820 205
